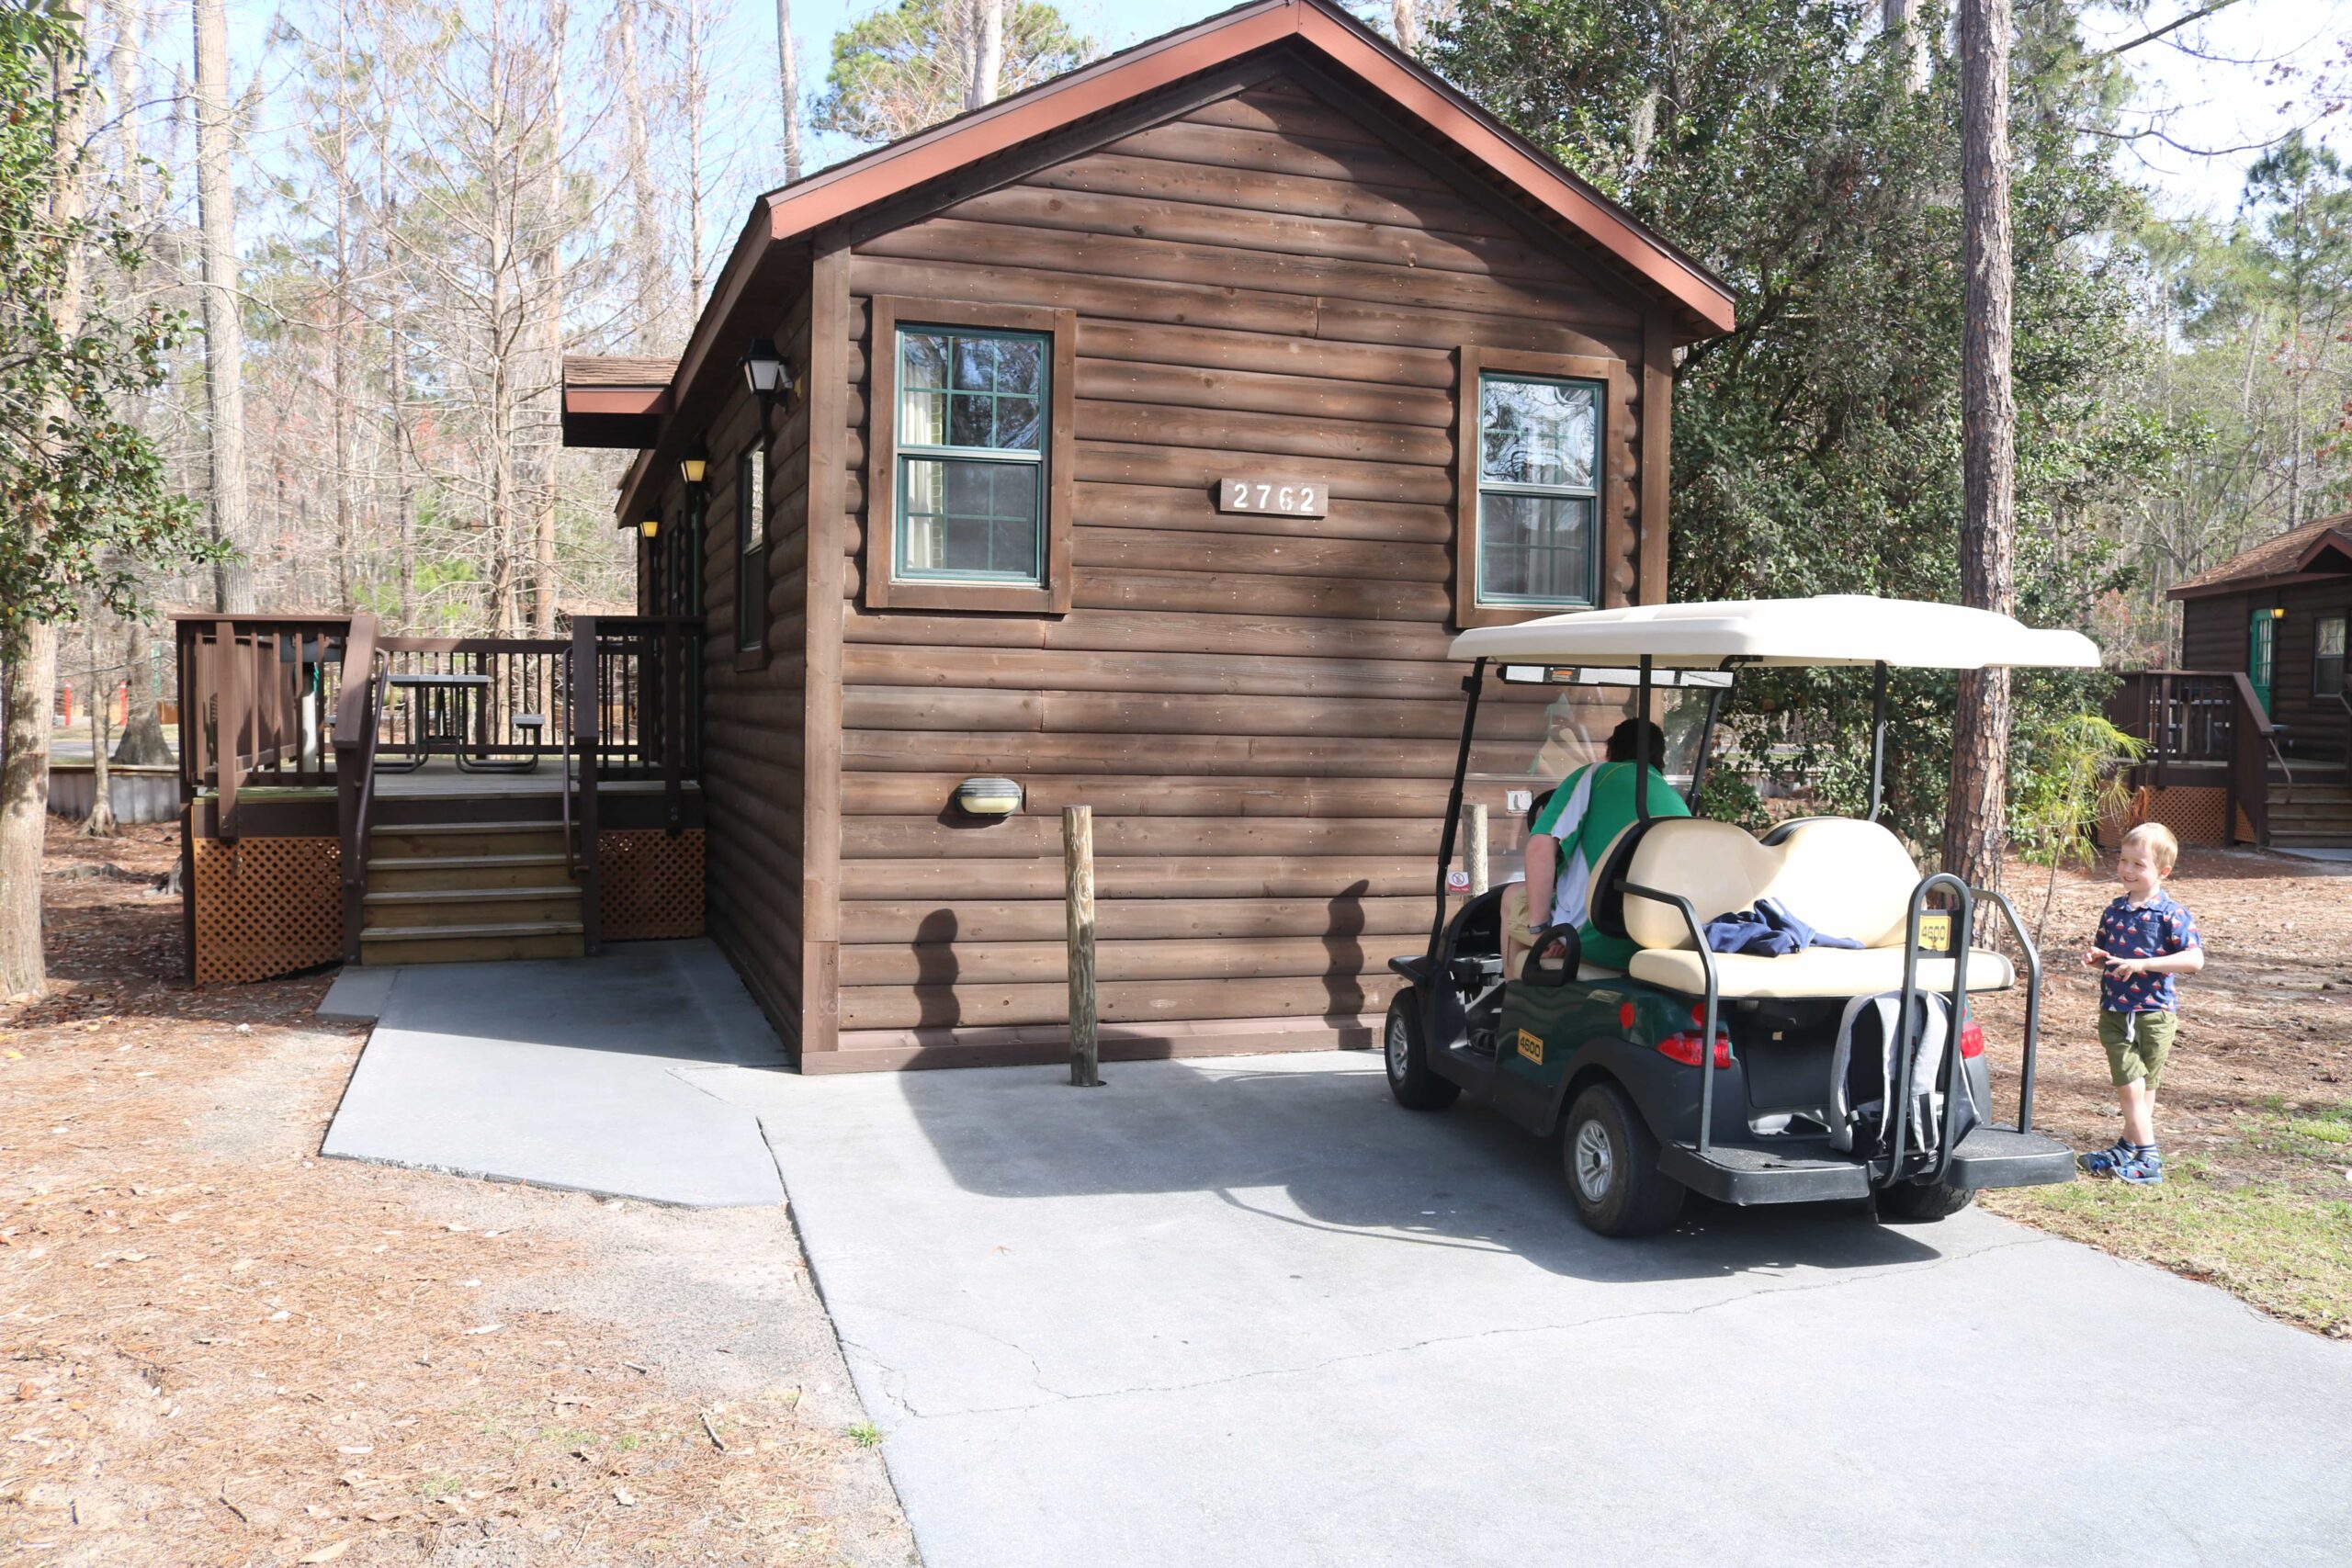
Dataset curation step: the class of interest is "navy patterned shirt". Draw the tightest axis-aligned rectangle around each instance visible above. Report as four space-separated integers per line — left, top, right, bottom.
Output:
2095 891 2201 1014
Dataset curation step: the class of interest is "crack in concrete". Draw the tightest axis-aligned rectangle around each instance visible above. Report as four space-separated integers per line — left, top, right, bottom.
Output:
834 1235 2054 1424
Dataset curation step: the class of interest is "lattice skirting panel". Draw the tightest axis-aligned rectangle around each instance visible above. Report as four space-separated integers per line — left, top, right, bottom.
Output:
192 836 344 985
2104 784 2232 848
599 829 705 941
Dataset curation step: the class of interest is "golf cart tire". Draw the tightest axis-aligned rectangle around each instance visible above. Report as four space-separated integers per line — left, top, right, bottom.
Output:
1875 1179 1976 1223
1384 989 1459 1111
1564 1082 1685 1237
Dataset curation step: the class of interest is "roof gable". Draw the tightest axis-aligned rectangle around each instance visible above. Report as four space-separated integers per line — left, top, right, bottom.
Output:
639 1 1734 457
2170 513 2352 600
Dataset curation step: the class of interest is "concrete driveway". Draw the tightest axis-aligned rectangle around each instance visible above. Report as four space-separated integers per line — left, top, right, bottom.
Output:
737 1052 2352 1568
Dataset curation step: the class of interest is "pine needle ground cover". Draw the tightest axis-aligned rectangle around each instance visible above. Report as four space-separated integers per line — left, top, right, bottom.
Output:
1977 851 2352 1339
2 821 911 1566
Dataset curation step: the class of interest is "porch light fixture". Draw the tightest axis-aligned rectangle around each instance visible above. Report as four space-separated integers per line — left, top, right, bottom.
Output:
741 337 791 434
2270 607 2286 619
639 518 660 539
955 776 1023 818
679 441 710 488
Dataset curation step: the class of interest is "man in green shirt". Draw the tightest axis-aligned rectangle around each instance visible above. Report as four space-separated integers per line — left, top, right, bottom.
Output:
1513 718 1690 974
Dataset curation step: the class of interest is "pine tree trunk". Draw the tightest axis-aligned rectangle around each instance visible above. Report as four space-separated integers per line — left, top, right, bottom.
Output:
527 4 567 638
0 626 56 997
966 0 1004 110
82 621 119 838
193 0 253 614
0 22 90 997
776 0 801 183
1883 0 1930 92
1392 0 1419 53
1944 0 2017 898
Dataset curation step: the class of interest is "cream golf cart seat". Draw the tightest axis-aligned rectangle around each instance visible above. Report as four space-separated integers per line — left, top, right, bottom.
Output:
1597 816 2014 999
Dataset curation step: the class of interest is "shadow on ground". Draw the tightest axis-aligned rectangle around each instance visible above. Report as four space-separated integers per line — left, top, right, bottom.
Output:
886 1054 1945 1285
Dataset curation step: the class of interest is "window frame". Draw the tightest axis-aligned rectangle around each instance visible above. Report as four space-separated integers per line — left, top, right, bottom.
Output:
2316 612 2346 699
865 296 1075 615
735 441 768 662
1453 345 1633 629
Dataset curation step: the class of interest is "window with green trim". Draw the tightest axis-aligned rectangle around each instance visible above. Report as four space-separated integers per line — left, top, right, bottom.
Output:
1476 373 1600 607
2318 614 2346 698
894 326 1046 585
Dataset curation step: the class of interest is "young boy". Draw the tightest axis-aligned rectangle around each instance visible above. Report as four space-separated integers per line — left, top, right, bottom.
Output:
2079 823 2204 1184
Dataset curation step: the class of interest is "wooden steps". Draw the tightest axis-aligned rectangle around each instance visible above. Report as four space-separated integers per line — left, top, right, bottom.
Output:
2268 783 2352 849
360 819 584 964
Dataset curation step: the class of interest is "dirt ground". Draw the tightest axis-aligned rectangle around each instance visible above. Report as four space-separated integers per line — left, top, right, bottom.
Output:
1976 845 2352 1337
2 820 917 1567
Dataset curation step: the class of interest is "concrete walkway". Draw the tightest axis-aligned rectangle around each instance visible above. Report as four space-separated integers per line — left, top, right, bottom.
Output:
729 1053 2352 1568
321 941 787 1206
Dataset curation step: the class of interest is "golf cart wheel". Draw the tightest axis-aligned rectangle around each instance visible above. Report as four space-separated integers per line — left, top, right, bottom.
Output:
1384 989 1459 1111
1876 1179 1975 1223
1563 1082 1684 1237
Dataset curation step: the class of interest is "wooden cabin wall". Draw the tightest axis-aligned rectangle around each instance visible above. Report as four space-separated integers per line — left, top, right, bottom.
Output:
2182 581 2352 761
817 76 1665 1066
696 289 816 1039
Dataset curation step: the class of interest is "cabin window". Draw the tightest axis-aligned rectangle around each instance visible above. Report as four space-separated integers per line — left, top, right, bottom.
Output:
864 296 1075 615
894 326 1048 584
2318 615 2346 698
1475 372 1600 607
735 444 765 653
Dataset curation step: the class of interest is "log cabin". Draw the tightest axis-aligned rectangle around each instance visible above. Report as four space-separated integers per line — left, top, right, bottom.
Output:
560 0 1738 1071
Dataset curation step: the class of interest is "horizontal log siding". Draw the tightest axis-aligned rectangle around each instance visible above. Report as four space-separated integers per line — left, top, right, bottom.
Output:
697 289 813 1035
830 76 1654 1055
2182 581 2352 760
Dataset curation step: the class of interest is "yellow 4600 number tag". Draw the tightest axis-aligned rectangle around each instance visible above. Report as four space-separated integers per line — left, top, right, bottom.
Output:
1516 1029 1544 1066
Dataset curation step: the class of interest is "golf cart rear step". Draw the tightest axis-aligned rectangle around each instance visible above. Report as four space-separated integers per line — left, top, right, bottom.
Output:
1940 1123 2075 1190
1661 1123 2075 1204
1659 1138 1872 1203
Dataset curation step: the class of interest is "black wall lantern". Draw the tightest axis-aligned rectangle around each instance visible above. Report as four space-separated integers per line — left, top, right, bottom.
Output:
741 338 792 435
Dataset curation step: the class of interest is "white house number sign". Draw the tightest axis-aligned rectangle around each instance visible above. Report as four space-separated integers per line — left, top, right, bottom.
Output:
1218 476 1329 517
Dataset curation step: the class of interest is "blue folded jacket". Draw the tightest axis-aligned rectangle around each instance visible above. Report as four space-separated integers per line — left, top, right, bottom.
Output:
1702 897 1866 957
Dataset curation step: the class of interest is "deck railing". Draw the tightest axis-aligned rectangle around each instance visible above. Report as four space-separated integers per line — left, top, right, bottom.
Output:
173 613 356 837
2107 668 2289 845
180 608 703 963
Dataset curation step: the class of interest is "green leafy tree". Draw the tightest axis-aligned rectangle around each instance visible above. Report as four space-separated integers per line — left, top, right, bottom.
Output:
1 0 216 995
2009 711 2143 942
1430 0 2154 851
812 0 1091 145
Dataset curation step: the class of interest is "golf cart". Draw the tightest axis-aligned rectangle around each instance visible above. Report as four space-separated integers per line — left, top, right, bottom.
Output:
1384 596 2094 1236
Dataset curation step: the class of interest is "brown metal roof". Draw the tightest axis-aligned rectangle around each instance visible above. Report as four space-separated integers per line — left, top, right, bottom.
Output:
2169 513 2352 600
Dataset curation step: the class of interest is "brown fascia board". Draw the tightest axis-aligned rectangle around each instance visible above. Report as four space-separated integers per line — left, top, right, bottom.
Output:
619 0 1739 523
756 0 1733 333
2168 568 2340 603
2294 528 2352 573
652 0 1733 430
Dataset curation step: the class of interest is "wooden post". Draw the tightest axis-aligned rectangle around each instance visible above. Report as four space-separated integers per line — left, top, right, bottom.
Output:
1465 801 1488 896
1064 805 1099 1088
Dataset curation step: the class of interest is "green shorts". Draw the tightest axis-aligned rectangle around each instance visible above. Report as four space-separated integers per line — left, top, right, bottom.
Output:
2099 1010 2179 1091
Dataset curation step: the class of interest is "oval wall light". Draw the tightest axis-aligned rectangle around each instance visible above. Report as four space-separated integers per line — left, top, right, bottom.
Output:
954 776 1024 818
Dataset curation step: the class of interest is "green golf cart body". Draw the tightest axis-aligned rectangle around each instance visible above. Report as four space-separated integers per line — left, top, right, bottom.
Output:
1382 596 2092 1236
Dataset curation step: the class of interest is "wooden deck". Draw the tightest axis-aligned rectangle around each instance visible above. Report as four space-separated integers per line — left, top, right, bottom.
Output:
195 759 700 804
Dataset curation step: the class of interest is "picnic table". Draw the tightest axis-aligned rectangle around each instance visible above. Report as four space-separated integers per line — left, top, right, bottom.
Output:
375 671 538 774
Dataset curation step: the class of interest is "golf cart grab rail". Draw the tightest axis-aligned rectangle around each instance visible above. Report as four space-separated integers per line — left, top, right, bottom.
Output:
1889 874 1973 1186
1618 882 1724 1155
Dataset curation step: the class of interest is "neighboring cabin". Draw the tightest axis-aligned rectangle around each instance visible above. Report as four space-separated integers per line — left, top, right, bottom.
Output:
2170 512 2352 766
561 0 1736 1072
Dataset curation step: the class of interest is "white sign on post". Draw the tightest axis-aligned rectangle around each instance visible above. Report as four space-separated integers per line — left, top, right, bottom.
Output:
1445 869 1471 893
1218 477 1329 517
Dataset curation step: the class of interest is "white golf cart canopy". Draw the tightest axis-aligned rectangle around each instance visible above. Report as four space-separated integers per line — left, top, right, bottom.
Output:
1447 595 2102 670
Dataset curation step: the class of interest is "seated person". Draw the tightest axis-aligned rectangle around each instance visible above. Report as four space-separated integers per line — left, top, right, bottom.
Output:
1504 717 1690 977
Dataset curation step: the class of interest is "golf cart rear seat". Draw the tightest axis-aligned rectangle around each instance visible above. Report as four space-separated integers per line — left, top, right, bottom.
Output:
1606 817 2014 999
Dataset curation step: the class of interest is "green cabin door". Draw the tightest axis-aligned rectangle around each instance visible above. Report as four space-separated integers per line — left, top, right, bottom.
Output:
2248 609 2276 714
